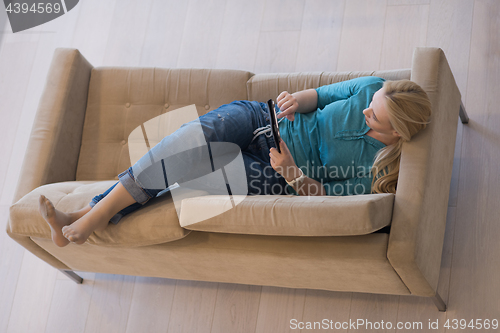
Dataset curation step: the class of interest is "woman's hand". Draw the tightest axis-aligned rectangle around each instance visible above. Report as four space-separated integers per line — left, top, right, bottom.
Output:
269 140 301 182
276 91 298 121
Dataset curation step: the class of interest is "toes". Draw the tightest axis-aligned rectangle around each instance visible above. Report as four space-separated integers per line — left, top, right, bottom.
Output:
39 195 47 217
61 225 88 245
62 227 76 241
43 196 54 210
46 198 54 210
39 195 56 219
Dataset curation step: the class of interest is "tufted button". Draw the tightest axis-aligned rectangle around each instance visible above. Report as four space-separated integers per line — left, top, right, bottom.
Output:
164 103 169 109
204 104 210 110
126 102 131 108
121 140 126 145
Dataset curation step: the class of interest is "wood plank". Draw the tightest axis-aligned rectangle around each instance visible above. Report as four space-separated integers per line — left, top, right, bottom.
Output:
388 0 430 5
0 0 8 40
348 293 400 332
254 31 301 73
254 286 306 333
295 0 346 72
176 0 227 69
260 0 305 32
139 1 189 68
0 34 41 205
0 205 25 333
210 283 261 333
84 274 136 333
214 0 266 72
103 0 154 66
45 272 96 333
300 290 351 332
6 250 58 332
166 280 218 333
337 0 387 72
125 277 176 333
253 0 304 73
70 0 118 66
426 0 474 96
448 0 500 321
396 295 446 332
426 0 474 207
380 4 429 70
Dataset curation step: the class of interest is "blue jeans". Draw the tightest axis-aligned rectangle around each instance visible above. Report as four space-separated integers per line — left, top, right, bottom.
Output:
90 100 290 224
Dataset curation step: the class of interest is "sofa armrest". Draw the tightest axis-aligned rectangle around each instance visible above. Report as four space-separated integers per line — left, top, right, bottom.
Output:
7 48 93 269
12 48 93 204
387 48 462 296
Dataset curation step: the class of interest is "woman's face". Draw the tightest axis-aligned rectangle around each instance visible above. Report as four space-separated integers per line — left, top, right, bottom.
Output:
363 88 398 137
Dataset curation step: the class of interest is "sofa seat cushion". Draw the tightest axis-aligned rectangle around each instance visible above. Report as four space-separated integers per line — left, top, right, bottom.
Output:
179 193 394 236
9 181 195 247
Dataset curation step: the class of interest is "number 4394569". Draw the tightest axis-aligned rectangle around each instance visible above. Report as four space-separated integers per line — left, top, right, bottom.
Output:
5 2 62 14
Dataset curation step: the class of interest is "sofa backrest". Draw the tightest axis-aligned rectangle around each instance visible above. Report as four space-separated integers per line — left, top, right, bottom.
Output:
246 69 411 102
75 68 253 181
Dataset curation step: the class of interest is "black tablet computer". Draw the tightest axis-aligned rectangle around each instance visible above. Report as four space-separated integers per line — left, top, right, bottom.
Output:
267 99 282 153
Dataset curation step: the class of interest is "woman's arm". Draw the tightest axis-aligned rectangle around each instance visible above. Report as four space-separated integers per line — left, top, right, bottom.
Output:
269 140 327 196
276 89 318 121
292 89 318 114
283 165 326 196
316 76 385 109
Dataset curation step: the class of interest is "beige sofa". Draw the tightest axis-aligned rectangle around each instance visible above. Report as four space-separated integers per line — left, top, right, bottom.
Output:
6 47 468 311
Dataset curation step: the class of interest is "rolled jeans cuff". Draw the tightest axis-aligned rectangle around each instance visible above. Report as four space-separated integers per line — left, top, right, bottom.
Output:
117 168 153 205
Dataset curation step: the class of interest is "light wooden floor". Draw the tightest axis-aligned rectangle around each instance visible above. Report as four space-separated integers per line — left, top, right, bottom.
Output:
0 0 498 332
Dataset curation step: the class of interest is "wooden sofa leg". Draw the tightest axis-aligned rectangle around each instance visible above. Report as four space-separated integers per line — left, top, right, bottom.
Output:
59 270 83 284
430 291 447 312
459 101 469 124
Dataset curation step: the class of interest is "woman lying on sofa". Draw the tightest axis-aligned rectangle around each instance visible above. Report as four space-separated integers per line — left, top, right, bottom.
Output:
38 76 431 247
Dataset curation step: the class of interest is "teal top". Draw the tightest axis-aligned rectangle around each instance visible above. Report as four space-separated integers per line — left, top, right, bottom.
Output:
278 76 386 196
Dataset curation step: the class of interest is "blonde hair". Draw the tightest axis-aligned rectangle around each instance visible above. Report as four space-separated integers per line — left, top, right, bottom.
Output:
370 80 432 194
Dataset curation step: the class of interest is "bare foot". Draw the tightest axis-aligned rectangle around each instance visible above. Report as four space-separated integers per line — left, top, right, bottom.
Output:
61 208 110 245
39 194 73 247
